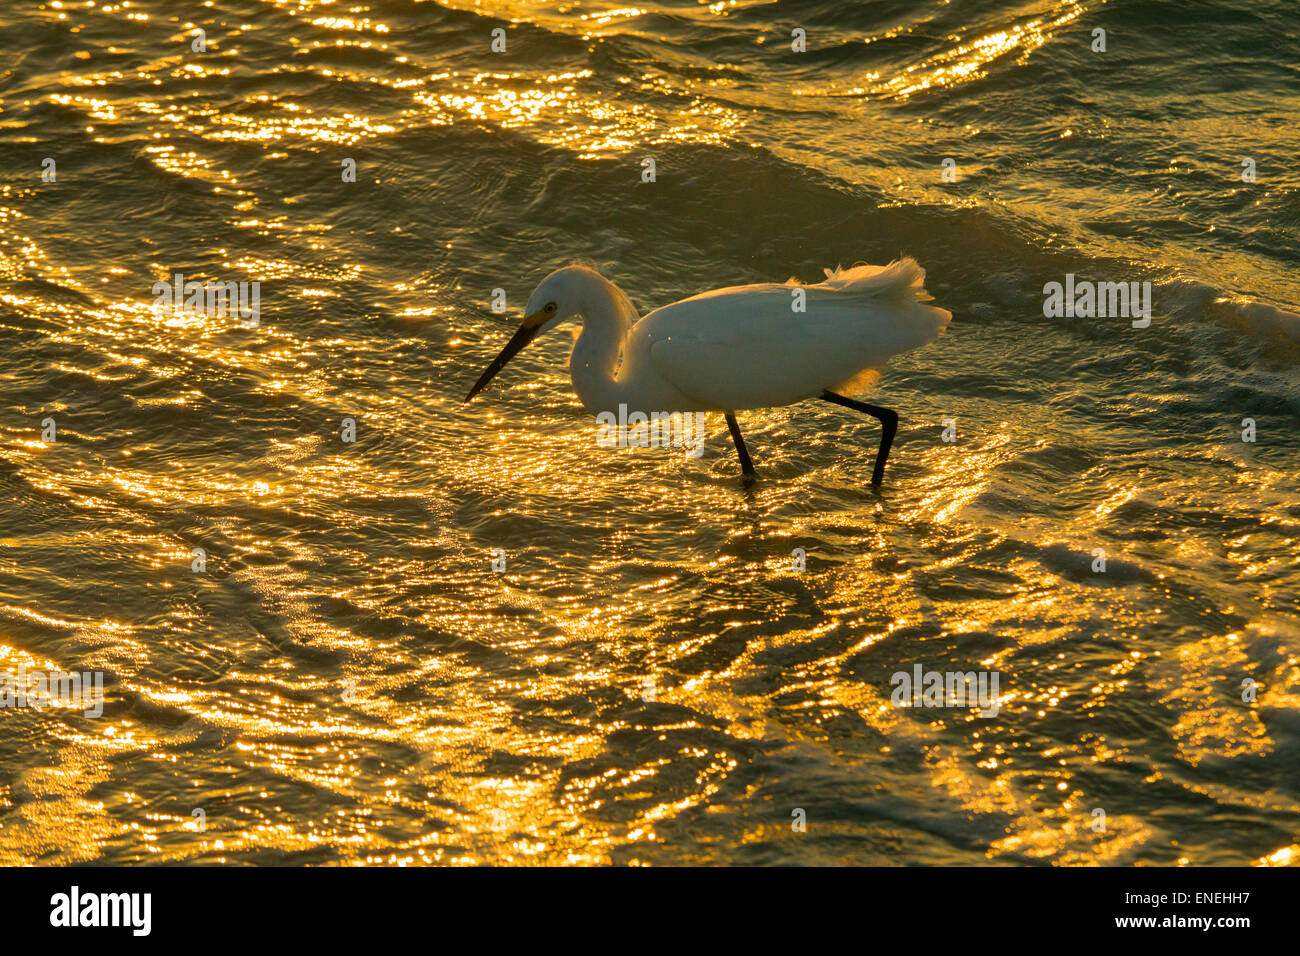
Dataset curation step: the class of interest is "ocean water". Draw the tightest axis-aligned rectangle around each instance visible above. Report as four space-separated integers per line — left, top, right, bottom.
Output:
1 0 1298 865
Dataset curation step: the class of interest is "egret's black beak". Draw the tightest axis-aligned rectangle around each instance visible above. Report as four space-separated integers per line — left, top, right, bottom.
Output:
464 311 546 402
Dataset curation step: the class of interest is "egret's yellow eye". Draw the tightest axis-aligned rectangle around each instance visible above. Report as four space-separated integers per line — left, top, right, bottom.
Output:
545 303 557 314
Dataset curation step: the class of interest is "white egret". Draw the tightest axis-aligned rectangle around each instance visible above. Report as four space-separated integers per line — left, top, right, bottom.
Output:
465 257 951 486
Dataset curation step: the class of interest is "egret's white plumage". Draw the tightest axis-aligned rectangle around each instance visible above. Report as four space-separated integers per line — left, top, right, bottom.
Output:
466 257 950 412
636 258 949 411
464 256 951 485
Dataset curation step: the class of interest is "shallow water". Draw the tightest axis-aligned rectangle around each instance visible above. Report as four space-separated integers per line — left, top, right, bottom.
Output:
1 0 1298 865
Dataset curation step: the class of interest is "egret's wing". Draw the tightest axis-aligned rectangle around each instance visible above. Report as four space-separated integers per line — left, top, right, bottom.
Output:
642 258 950 410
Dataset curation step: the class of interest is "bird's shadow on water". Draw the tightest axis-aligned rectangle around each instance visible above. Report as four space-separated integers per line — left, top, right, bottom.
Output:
735 473 891 508
723 474 892 561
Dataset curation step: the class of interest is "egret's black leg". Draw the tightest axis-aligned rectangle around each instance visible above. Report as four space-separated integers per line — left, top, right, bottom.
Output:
724 411 756 478
821 390 899 486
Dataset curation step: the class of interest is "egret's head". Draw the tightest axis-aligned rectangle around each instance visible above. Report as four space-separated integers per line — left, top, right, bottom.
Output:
463 266 592 402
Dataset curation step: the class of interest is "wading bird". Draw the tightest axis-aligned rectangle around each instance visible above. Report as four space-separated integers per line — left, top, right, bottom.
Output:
464 258 951 486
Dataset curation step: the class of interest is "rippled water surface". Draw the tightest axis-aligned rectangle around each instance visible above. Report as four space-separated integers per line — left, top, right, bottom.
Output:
1 0 1298 865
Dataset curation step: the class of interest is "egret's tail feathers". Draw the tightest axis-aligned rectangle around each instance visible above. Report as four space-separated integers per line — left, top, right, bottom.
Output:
819 257 930 300
817 256 951 341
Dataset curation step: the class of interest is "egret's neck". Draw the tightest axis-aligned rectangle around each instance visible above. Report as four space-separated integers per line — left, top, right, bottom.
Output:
569 275 636 414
